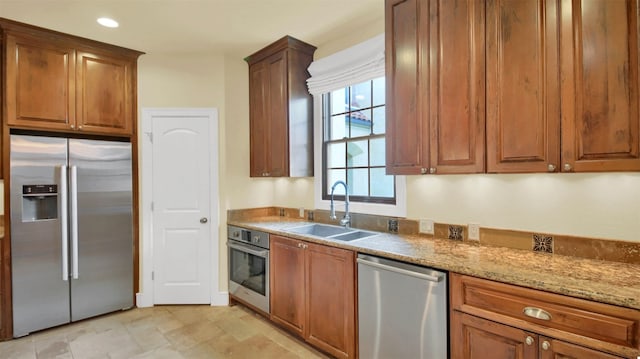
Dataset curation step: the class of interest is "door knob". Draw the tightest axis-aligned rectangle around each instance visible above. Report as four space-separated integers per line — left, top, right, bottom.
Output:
200 217 208 224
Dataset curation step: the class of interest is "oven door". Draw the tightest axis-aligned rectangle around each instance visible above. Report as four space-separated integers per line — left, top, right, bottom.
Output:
228 240 269 313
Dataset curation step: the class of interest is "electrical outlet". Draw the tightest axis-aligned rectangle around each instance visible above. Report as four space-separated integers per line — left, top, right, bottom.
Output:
299 208 305 218
468 223 480 241
419 219 434 235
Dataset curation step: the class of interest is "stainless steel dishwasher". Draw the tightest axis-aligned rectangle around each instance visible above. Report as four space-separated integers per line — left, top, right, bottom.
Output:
357 254 448 359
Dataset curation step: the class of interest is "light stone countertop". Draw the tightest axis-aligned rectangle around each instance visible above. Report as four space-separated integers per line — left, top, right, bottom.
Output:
228 216 640 310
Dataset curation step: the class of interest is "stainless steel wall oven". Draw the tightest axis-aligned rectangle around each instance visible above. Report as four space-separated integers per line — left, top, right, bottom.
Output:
227 225 270 313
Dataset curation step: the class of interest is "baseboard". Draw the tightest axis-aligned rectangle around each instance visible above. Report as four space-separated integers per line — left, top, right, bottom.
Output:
211 291 229 306
136 292 153 308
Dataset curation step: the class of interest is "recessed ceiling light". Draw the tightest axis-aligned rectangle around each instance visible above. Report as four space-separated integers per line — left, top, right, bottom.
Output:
97 17 119 28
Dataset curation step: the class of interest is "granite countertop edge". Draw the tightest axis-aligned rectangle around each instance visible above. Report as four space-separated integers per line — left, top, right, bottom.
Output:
228 217 640 311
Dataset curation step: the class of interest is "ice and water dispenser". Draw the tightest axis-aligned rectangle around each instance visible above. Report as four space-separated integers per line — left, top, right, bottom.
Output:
22 184 58 221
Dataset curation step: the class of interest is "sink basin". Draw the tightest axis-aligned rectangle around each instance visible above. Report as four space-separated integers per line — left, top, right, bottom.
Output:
330 230 378 241
284 224 379 241
286 224 351 237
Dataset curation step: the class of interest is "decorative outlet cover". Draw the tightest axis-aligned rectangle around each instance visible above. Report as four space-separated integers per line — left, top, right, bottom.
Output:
448 225 464 241
388 219 399 233
532 234 554 253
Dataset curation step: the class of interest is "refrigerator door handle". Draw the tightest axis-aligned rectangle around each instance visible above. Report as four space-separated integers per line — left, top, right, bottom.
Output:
60 165 69 281
70 165 79 279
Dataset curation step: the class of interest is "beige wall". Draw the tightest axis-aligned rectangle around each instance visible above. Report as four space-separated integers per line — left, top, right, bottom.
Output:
136 16 639 299
273 18 640 243
406 173 640 242
137 52 228 294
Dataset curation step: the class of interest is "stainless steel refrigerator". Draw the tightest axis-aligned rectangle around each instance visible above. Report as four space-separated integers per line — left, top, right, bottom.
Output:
10 134 133 337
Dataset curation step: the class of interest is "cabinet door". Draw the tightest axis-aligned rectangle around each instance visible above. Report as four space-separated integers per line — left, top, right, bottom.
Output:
269 235 305 336
385 0 430 175
486 0 561 173
539 337 624 359
428 0 485 174
305 242 355 359
560 0 640 171
385 0 485 175
249 61 270 177
76 51 134 136
5 34 75 130
451 311 537 359
248 52 288 177
265 51 288 177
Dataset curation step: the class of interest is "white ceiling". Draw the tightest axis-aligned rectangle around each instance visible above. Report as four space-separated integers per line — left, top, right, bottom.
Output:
0 0 383 56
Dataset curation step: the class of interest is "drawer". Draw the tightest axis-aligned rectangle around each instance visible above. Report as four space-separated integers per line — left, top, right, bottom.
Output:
450 273 640 350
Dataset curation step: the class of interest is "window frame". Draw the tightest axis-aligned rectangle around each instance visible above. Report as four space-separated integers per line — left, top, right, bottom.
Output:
320 81 396 205
313 97 407 218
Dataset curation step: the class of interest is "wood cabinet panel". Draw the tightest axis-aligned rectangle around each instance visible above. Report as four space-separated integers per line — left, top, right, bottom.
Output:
3 20 141 137
429 0 485 173
248 61 269 177
245 36 315 177
486 0 561 173
452 311 537 359
269 235 356 358
269 235 305 336
539 337 623 359
385 0 428 175
451 273 640 358
76 51 133 135
265 52 287 177
5 34 75 129
305 242 355 359
385 0 485 175
560 0 640 171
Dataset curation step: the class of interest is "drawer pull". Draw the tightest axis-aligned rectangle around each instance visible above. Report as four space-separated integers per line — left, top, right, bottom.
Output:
523 307 552 321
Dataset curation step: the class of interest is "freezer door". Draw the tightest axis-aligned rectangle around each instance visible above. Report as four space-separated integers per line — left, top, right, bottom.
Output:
69 139 133 321
10 135 70 337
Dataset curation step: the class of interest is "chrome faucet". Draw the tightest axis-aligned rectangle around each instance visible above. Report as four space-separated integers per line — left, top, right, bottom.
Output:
329 180 351 228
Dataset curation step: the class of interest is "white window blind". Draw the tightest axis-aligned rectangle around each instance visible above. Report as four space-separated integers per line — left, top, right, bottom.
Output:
306 34 385 96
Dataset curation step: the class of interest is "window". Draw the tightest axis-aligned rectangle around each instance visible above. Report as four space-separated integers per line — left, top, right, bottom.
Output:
322 77 396 204
308 34 406 217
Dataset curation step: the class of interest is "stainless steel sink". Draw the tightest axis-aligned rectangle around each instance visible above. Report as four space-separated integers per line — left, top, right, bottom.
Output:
286 223 351 237
331 230 378 241
284 223 379 241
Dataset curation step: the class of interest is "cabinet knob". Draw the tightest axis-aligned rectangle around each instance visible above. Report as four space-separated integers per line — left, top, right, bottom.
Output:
563 163 572 172
429 167 436 174
541 340 551 351
70 124 75 129
420 167 428 174
78 125 83 130
525 336 534 346
547 164 556 172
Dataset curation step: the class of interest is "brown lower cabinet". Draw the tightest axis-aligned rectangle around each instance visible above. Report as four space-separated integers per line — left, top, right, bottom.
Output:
269 235 356 359
451 312 623 359
450 273 640 359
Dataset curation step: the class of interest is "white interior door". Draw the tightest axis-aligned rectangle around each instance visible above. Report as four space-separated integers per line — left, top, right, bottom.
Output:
151 114 212 304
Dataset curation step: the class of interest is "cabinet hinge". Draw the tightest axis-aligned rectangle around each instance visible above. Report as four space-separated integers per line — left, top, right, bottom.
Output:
151 202 154 211
151 271 154 280
145 132 153 143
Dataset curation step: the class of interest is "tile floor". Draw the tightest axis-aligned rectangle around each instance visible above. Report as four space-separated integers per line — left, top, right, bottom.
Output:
0 305 329 359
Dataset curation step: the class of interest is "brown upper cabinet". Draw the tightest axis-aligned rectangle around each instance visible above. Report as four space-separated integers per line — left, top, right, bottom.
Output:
386 0 640 174
486 0 561 173
560 0 640 172
385 0 485 175
1 18 142 137
245 36 316 178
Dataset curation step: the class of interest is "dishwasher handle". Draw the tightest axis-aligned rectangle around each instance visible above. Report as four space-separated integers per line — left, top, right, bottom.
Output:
357 257 444 283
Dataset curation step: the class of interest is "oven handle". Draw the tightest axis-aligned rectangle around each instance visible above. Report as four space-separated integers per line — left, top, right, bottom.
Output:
227 241 269 258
